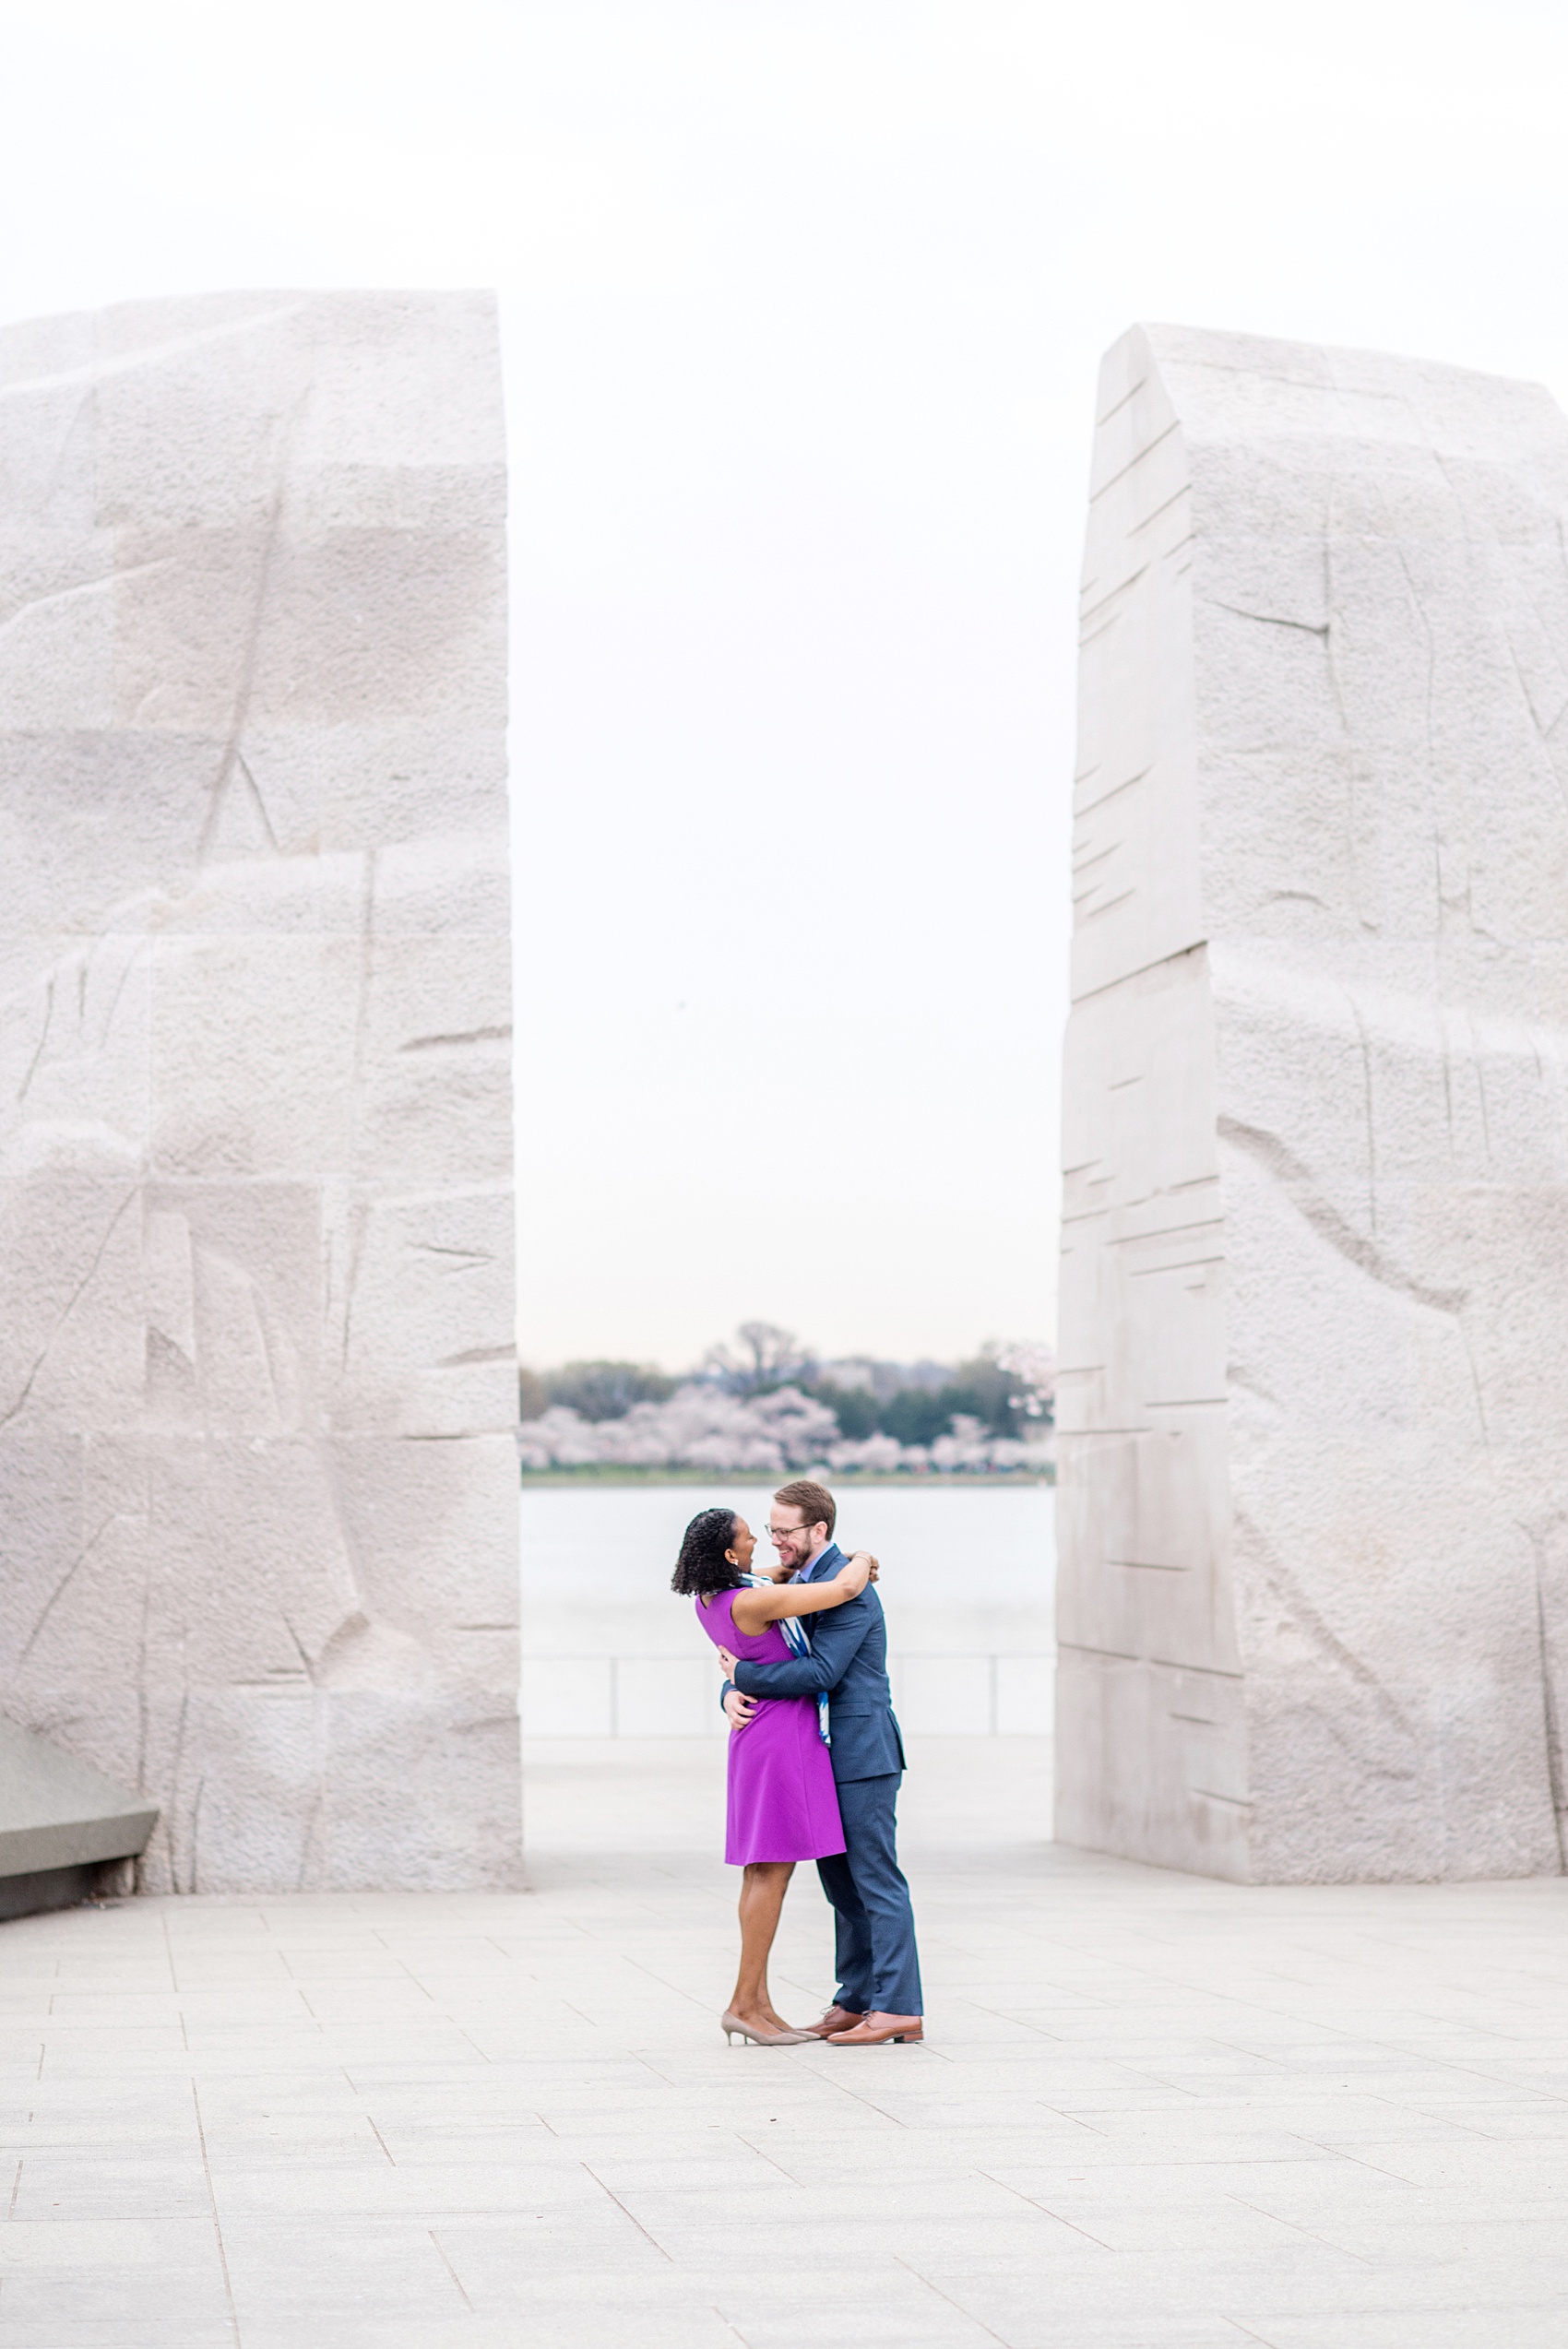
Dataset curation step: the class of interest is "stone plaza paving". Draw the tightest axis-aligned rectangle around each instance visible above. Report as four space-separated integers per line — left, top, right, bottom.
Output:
2 1738 1568 2347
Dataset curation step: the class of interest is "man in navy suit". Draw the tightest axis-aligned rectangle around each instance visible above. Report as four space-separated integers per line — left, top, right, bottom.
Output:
718 1477 923 2045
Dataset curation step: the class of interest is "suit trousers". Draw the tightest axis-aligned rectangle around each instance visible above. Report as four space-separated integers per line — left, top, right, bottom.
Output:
814 1771 922 2018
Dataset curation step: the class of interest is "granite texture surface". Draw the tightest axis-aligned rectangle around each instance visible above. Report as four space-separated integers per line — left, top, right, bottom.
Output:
1057 324 1568 1881
0 291 520 1892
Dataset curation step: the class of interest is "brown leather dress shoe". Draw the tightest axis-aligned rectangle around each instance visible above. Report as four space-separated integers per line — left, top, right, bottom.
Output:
794 2004 866 2039
826 2011 923 2045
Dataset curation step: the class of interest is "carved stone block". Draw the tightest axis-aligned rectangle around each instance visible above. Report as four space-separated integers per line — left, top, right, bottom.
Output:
0 292 519 1892
1058 326 1568 1880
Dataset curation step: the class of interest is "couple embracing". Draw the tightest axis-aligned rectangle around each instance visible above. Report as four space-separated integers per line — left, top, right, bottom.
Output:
671 1477 922 2048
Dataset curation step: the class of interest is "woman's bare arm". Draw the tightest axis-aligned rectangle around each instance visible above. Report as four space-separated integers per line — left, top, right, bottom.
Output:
729 1551 876 1638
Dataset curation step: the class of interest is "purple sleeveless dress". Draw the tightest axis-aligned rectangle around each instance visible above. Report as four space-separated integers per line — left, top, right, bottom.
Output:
695 1590 846 1865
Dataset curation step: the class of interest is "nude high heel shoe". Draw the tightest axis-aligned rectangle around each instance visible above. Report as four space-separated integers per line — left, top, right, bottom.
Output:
720 2011 813 2046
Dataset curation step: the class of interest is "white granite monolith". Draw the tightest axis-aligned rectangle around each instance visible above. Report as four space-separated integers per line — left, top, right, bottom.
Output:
1057 325 1568 1883
0 291 519 1892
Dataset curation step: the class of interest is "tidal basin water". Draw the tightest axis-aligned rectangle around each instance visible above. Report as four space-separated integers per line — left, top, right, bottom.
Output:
520 1480 1055 1738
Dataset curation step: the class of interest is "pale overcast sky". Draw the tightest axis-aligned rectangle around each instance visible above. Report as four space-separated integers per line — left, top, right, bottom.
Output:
1 2 1564 1369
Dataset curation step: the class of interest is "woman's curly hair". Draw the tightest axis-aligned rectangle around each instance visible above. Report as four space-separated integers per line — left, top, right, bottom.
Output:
671 1505 742 1596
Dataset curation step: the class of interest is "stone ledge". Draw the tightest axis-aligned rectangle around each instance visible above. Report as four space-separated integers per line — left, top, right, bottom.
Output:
0 1715 157 1900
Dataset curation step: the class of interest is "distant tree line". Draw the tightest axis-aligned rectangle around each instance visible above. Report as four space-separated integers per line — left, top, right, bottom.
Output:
518 1323 1053 1442
518 1359 677 1422
808 1358 1039 1446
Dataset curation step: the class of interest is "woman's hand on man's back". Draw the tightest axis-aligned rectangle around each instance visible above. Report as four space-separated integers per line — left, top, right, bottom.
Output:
840 1551 877 1596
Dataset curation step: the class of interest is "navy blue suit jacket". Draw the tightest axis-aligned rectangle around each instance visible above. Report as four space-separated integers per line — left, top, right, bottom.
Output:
730 1541 906 1784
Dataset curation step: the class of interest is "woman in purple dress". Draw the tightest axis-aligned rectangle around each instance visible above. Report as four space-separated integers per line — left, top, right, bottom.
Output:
673 1506 873 2046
